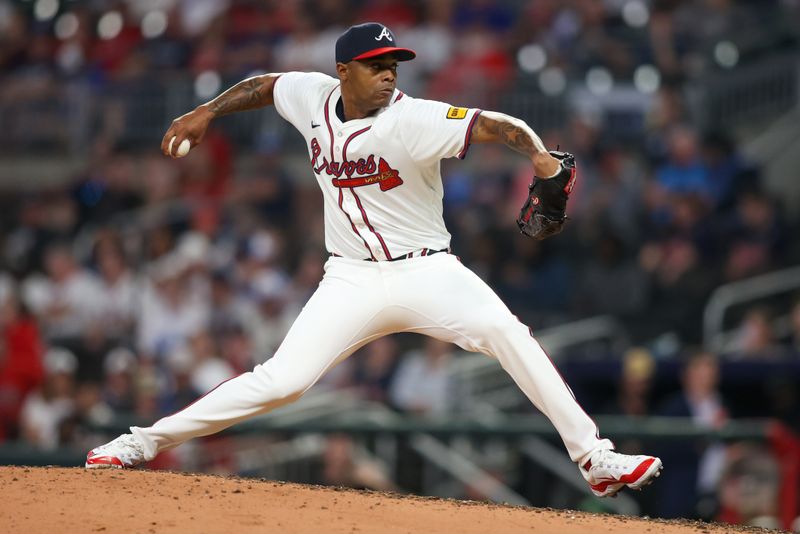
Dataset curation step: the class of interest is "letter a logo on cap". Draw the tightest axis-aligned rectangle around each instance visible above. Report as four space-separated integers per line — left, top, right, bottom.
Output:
375 27 392 41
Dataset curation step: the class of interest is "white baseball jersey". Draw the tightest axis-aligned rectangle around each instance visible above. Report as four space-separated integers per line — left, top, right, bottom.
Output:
273 72 482 260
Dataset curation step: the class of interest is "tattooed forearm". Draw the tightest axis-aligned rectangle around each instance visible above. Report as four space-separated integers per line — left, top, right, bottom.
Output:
472 111 548 158
208 75 276 117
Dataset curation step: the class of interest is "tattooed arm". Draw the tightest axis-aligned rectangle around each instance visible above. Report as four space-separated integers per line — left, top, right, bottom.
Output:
470 111 560 178
161 74 281 157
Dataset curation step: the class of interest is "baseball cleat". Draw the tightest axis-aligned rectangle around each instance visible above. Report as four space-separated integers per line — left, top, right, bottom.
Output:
85 433 146 469
580 449 663 498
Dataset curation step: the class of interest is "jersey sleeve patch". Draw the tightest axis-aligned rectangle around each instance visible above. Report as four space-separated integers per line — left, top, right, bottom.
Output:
446 106 468 120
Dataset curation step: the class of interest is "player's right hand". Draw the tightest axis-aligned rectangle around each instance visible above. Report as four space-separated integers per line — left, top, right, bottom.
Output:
161 105 215 158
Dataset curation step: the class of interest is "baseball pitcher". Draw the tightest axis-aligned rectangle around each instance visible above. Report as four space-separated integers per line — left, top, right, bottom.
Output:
86 23 662 499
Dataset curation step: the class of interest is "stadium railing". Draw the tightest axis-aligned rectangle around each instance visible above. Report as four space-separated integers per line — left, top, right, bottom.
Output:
703 265 800 353
686 52 800 133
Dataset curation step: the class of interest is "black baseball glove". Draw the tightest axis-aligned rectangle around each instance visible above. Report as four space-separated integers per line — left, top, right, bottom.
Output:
516 150 577 241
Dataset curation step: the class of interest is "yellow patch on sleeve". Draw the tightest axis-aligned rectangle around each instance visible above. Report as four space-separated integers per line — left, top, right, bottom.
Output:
446 106 468 120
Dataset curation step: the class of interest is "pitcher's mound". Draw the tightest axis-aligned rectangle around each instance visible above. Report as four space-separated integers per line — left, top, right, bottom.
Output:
0 466 767 533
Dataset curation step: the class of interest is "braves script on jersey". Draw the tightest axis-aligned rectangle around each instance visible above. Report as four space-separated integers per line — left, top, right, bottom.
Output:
273 72 481 260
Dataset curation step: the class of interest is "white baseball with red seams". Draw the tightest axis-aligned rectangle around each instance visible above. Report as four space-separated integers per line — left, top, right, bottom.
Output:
125 71 617 470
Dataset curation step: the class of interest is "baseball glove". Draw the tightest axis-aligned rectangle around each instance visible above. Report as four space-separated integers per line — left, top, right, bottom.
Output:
516 150 577 240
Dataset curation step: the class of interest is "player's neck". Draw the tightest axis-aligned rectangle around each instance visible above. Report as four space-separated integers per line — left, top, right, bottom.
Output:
338 94 379 121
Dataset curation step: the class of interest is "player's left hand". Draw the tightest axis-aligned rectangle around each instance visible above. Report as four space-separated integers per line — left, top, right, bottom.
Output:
516 150 577 241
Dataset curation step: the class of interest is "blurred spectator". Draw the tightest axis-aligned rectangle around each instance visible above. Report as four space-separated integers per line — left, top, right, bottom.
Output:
452 0 515 33
729 306 788 360
495 238 574 324
390 338 456 415
0 291 44 440
182 331 236 395
575 233 650 318
600 348 658 514
18 347 78 449
207 270 250 338
394 2 454 96
71 321 118 384
0 4 29 73
22 242 104 341
357 0 417 29
354 336 399 405
656 126 712 199
321 433 397 491
89 3 142 79
59 381 113 451
92 233 139 339
161 344 200 415
179 128 233 235
219 325 255 374
137 253 210 357
286 248 326 305
638 234 715 343
602 347 655 419
132 358 165 420
716 443 782 529
101 347 137 413
240 269 296 359
570 145 646 247
656 350 729 519
700 131 748 212
72 151 143 225
720 189 787 282
426 25 513 107
176 0 231 38
764 374 800 434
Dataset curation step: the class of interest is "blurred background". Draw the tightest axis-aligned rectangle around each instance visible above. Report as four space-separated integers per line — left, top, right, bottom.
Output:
0 0 799 530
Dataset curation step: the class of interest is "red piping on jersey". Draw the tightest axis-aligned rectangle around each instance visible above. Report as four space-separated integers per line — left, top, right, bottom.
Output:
457 109 482 160
393 91 404 103
325 88 376 260
324 88 336 161
342 126 394 260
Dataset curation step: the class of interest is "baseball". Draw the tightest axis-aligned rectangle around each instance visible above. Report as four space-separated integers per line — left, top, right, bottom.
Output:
168 136 191 157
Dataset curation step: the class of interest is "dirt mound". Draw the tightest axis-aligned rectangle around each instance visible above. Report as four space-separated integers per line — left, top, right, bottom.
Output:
0 466 772 533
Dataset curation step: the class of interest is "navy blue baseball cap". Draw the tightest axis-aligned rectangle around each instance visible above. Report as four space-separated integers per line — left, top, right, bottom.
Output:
335 22 416 64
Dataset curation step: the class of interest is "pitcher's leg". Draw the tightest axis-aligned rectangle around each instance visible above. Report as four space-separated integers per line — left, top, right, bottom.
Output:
469 319 613 463
131 260 389 461
393 255 611 463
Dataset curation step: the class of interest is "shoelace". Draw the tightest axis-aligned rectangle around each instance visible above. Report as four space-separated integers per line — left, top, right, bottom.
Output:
122 437 144 455
102 435 143 456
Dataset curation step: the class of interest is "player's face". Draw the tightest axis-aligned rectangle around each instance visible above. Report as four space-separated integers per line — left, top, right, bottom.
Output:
343 55 399 109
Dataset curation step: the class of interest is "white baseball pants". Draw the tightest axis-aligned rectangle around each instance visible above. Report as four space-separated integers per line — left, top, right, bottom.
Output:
132 254 612 464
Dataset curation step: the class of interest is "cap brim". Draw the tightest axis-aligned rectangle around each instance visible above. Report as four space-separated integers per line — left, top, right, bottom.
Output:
351 47 416 62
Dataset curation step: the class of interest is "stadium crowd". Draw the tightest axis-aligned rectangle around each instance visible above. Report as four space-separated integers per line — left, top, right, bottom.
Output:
1 0 799 528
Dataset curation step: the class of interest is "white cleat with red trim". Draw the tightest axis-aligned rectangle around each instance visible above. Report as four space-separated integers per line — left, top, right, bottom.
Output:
580 449 663 498
85 434 146 469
